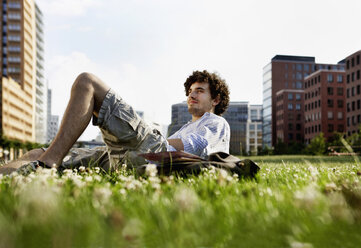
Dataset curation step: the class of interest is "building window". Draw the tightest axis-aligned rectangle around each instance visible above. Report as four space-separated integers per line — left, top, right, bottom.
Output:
8 56 20 63
352 101 355 111
358 100 360 110
296 123 301 131
337 74 343 83
337 100 343 108
288 93 293 100
347 89 350 97
8 35 20 42
288 103 293 110
296 82 303 89
337 87 343 96
295 93 301 100
357 70 360 80
357 85 360 95
337 112 343 120
8 24 21 31
327 74 333 82
295 104 301 110
8 46 21 52
327 111 333 120
288 133 293 140
328 124 334 132
347 103 350 112
327 87 333 95
327 99 333 108
347 74 350 83
357 55 360 65
8 2 21 8
288 123 293 131
337 125 344 132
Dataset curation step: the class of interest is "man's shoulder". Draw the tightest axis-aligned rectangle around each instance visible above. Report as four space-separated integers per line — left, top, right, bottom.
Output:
202 113 228 125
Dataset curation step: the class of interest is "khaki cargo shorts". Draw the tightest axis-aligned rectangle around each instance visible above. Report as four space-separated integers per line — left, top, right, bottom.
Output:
61 89 168 171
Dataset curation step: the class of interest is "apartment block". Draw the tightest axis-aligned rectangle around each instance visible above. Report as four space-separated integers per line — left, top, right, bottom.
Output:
222 102 249 155
168 102 190 137
0 0 45 143
276 89 304 144
344 50 361 136
263 55 345 147
304 70 346 143
46 88 58 143
247 104 262 154
34 2 47 143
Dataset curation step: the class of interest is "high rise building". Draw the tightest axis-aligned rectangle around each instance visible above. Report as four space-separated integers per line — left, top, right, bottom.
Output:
247 104 263 154
168 102 191 136
34 2 46 144
46 88 58 143
344 50 361 136
304 69 346 143
263 55 345 148
275 89 304 144
0 0 46 143
222 102 249 155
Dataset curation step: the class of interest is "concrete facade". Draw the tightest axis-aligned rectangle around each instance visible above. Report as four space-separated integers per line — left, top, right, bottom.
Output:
0 0 41 143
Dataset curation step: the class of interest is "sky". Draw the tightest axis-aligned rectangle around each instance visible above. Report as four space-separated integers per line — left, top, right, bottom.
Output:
35 0 361 141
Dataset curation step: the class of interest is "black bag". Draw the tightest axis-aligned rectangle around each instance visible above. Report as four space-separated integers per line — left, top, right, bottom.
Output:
138 151 260 179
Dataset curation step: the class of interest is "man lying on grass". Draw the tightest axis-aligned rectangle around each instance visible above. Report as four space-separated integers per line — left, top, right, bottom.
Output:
0 70 230 175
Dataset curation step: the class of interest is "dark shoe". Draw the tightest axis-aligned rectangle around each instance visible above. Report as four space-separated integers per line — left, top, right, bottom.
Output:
16 160 50 176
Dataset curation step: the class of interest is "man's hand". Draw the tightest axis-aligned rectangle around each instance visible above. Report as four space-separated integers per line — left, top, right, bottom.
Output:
167 139 184 151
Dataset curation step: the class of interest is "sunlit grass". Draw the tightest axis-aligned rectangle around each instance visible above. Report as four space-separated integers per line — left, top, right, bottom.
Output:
1 156 361 248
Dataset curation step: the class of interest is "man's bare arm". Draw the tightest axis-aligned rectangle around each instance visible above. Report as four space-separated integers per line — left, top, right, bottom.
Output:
167 139 184 151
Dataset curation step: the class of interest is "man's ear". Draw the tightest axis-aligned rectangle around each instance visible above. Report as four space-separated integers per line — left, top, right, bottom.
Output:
212 95 221 107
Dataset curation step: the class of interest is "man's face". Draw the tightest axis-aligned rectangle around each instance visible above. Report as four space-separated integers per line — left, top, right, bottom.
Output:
187 82 219 120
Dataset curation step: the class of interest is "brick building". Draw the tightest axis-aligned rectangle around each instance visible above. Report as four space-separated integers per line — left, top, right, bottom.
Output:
263 55 345 147
276 89 304 144
304 70 346 143
345 50 361 136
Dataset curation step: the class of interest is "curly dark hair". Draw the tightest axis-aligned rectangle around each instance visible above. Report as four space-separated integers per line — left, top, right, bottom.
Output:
184 70 230 115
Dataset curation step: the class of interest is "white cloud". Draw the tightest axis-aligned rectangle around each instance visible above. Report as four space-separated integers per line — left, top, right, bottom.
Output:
36 0 101 17
46 52 178 141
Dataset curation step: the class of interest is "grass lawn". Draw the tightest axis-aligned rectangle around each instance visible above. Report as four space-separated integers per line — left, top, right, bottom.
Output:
1 155 361 248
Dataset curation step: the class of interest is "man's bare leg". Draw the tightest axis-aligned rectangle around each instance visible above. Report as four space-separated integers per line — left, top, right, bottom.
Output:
37 72 110 167
0 72 109 174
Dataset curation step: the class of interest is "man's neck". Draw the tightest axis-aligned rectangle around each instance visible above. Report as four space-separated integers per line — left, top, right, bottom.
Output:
192 112 209 122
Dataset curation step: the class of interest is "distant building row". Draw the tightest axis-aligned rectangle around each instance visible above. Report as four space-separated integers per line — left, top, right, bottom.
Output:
263 50 361 147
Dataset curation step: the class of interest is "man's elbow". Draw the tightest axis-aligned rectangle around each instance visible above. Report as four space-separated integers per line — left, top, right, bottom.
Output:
167 139 184 151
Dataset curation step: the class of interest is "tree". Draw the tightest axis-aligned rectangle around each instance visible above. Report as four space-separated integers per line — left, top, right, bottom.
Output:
274 138 288 155
305 133 326 155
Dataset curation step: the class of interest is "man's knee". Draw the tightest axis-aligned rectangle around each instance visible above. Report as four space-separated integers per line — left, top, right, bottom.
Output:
72 72 96 93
